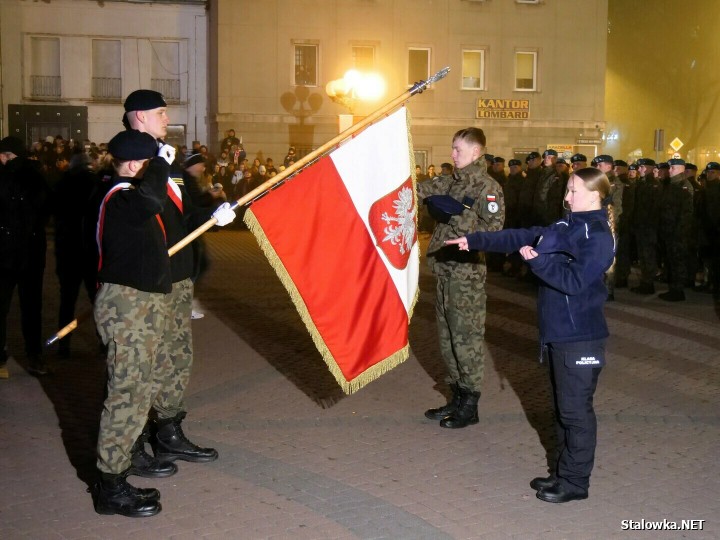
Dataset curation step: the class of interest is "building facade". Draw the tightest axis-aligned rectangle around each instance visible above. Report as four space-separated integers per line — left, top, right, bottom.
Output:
211 0 609 168
606 0 720 168
0 0 207 147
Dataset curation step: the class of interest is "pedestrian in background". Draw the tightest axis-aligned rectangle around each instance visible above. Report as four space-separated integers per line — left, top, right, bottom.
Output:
0 136 50 378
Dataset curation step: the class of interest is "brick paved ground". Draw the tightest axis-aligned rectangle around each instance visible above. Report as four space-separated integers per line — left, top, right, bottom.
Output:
1 229 718 539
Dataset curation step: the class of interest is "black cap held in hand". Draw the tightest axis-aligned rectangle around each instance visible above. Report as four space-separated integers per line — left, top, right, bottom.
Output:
108 130 160 161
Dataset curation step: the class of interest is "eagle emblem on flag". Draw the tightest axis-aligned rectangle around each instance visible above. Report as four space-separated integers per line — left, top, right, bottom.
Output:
368 178 417 269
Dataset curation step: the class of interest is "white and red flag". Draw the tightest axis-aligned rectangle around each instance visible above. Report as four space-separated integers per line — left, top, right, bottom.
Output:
244 107 419 394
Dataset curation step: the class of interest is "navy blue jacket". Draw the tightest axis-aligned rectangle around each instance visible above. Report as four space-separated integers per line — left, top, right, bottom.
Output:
465 209 614 344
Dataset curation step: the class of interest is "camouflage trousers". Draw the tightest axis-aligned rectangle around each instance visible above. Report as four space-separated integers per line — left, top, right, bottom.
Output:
614 231 633 282
435 273 488 393
95 283 171 474
662 235 687 291
152 278 194 420
633 229 658 286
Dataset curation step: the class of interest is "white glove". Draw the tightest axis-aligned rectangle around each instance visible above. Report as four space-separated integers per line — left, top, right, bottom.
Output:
212 202 236 226
158 144 176 165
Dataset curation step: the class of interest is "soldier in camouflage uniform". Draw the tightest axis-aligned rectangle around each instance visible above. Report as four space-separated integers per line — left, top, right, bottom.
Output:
532 149 562 226
657 158 694 301
123 90 235 470
490 156 507 187
630 158 661 295
523 151 542 226
592 155 623 300
614 161 635 288
417 128 505 429
92 129 177 517
697 162 720 296
570 153 588 172
502 159 524 276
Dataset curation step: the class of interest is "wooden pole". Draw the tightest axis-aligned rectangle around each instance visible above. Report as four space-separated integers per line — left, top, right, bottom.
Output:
45 67 451 345
168 66 450 256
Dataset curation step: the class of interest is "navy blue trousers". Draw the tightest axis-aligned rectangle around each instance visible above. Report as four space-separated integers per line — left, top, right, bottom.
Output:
548 340 604 492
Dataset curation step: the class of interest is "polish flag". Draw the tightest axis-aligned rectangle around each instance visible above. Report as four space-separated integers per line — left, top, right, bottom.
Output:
245 107 419 394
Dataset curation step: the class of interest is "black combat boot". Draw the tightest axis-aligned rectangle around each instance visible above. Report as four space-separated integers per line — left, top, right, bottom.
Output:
92 472 161 517
630 283 655 295
658 289 685 302
439 390 480 429
154 412 218 463
128 426 178 478
424 383 462 420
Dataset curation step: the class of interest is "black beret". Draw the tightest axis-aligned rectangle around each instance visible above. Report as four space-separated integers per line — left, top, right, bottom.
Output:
0 136 27 158
628 164 638 171
492 156 505 163
657 162 670 169
526 151 541 162
570 153 587 163
542 149 558 157
613 160 628 167
685 163 697 171
108 130 159 161
508 159 522 167
124 89 167 112
184 153 205 168
636 158 656 166
667 158 685 166
483 154 494 161
556 158 568 165
440 162 453 170
705 162 720 171
591 154 614 165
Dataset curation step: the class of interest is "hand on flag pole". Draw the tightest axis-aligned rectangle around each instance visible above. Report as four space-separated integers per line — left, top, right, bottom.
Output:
212 202 236 226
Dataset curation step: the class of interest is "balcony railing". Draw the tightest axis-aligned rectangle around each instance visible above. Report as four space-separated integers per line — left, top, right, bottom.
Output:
92 77 122 99
151 78 180 101
30 75 61 98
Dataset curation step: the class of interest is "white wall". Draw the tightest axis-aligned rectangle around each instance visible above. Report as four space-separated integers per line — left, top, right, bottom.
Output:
0 0 208 145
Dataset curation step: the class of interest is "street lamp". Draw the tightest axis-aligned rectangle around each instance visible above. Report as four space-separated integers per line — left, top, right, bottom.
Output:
325 70 386 130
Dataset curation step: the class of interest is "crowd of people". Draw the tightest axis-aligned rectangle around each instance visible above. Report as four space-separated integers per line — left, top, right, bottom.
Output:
417 150 720 302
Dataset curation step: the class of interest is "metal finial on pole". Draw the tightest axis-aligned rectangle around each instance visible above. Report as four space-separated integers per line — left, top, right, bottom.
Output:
409 66 451 95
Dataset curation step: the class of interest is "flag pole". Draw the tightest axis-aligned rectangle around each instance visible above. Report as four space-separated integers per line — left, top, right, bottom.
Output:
167 66 450 256
45 67 450 345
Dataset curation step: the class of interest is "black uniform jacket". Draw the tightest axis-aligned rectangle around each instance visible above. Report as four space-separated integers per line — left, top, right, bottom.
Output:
97 157 172 293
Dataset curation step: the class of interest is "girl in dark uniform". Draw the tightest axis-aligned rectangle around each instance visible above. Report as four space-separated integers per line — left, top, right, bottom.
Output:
446 167 615 503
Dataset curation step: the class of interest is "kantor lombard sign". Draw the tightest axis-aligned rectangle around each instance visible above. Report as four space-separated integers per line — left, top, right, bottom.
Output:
476 98 529 119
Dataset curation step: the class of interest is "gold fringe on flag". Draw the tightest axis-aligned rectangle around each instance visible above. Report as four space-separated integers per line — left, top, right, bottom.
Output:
244 209 413 394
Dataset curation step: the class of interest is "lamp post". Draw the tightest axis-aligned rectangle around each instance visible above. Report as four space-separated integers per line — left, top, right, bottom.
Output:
325 69 386 132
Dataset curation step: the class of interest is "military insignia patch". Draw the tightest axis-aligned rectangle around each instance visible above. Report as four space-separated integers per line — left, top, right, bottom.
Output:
486 194 498 213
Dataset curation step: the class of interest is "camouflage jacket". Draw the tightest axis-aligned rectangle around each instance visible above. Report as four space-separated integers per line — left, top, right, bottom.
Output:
607 172 624 225
417 158 505 278
632 173 661 230
659 173 693 238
